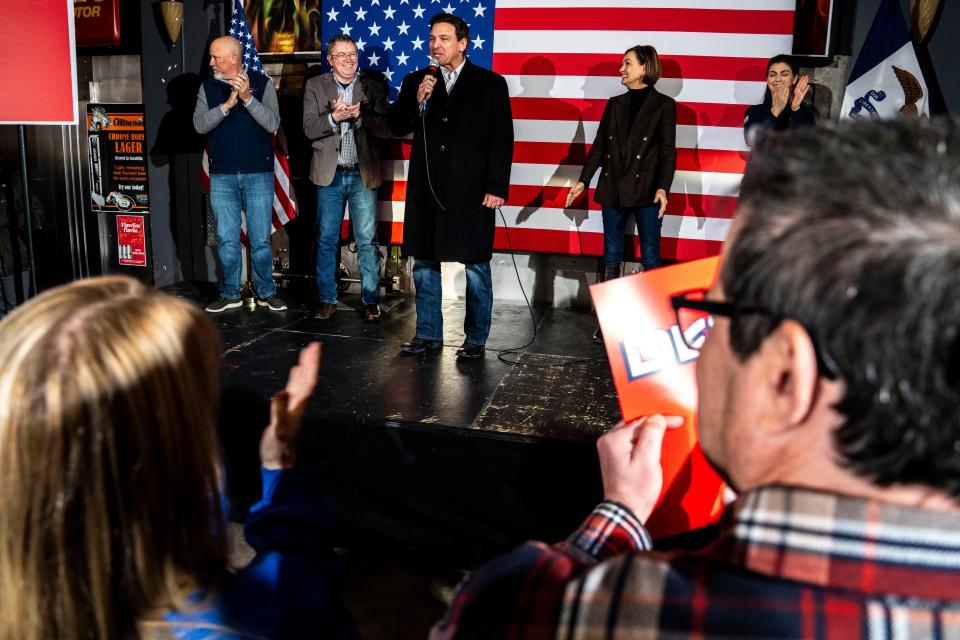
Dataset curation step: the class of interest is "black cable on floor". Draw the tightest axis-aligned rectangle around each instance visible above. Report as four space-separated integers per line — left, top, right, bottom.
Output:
419 106 606 368
494 206 607 369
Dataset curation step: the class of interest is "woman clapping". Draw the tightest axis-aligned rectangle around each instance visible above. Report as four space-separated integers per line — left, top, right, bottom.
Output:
744 54 816 146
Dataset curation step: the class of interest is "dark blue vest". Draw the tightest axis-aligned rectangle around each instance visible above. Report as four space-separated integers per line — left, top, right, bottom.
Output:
203 71 274 174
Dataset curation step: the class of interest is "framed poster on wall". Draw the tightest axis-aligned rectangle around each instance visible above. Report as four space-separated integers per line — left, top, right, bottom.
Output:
242 0 323 53
116 215 148 268
86 104 149 214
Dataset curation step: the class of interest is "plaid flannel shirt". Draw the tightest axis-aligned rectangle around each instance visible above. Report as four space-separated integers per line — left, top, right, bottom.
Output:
329 76 359 166
432 485 960 639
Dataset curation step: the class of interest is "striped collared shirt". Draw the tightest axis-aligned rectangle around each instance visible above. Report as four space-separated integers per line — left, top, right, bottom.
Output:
441 58 466 94
432 485 960 639
329 74 358 165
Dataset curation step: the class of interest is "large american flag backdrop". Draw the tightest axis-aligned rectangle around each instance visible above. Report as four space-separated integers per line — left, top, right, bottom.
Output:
320 0 796 261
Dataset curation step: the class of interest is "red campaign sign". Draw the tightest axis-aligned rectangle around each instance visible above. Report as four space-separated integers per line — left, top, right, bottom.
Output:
117 215 147 267
591 256 725 538
0 0 78 124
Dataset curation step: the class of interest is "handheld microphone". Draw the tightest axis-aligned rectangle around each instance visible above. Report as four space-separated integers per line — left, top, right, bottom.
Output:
422 58 439 112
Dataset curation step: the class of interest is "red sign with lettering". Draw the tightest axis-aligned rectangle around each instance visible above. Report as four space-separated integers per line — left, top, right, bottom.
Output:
591 256 726 538
74 0 121 48
0 0 78 124
117 215 147 267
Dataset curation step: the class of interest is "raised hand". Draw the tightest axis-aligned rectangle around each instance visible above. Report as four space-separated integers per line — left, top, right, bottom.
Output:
223 86 240 111
417 74 437 106
234 73 252 103
260 342 322 470
791 75 810 112
331 96 356 122
771 83 790 117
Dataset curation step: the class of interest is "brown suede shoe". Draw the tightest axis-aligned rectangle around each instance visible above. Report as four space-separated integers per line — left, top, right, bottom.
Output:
363 304 382 321
314 302 337 320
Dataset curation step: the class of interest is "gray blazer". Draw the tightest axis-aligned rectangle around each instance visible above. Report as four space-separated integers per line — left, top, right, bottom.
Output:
302 72 391 189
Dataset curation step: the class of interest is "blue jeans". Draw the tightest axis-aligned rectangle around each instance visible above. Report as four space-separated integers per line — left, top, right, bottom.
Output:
413 258 492 346
209 172 276 299
316 170 380 305
602 204 662 271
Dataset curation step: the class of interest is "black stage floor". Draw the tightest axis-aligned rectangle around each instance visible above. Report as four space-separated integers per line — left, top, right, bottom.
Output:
167 283 621 566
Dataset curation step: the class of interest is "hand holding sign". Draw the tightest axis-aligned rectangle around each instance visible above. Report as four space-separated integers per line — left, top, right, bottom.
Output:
598 415 684 522
590 256 726 537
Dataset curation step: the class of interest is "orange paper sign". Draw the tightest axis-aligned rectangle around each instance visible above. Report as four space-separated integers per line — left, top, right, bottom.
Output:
591 256 725 538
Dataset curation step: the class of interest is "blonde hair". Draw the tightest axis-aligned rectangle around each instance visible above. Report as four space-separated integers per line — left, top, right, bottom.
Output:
0 276 227 640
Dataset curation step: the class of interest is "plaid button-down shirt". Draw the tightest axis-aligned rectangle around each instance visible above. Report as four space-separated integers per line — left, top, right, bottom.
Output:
329 75 359 166
432 486 960 639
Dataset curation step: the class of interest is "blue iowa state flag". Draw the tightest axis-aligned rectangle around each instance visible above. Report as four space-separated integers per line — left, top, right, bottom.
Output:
841 0 928 119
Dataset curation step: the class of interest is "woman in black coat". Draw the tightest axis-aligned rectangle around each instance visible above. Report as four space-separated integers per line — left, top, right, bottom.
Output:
744 54 816 146
565 45 676 279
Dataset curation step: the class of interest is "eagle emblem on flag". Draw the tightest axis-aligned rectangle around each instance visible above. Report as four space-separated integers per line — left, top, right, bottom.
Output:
893 66 924 116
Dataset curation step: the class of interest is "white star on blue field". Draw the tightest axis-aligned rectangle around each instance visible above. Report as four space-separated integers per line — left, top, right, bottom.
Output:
321 0 496 101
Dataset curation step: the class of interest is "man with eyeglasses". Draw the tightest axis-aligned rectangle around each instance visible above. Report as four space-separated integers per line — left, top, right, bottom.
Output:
432 118 960 638
304 34 391 322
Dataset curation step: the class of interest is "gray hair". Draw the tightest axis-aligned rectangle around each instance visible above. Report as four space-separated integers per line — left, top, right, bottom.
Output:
326 34 357 57
723 117 960 498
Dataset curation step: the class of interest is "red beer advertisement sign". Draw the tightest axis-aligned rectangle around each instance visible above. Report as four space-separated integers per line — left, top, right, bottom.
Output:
591 256 725 538
116 215 147 267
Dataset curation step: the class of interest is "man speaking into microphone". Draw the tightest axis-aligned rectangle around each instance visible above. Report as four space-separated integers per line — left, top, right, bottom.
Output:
389 13 514 359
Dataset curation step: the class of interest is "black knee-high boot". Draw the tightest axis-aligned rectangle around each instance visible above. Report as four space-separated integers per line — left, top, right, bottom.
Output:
602 263 622 282
592 263 621 342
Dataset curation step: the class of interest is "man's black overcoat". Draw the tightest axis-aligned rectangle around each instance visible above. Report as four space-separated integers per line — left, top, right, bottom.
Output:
389 59 514 264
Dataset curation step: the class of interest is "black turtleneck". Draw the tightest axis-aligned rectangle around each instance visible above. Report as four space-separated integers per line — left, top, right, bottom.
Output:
628 85 653 131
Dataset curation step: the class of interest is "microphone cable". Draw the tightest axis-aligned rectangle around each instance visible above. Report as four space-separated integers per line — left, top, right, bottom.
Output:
493 205 607 369
416 80 606 369
419 104 485 218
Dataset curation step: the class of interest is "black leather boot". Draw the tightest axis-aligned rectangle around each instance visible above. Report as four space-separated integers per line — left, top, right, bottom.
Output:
593 263 622 343
602 263 622 282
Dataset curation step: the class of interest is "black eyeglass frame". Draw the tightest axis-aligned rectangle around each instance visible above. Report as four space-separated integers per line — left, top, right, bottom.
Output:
670 290 838 380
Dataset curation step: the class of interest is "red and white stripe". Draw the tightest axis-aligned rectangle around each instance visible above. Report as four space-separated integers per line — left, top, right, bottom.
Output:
377 0 795 261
